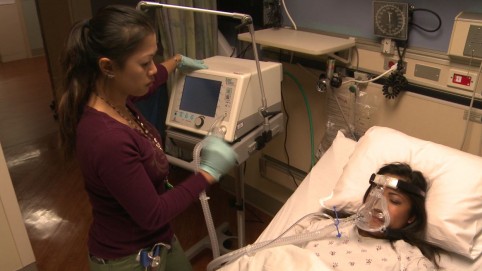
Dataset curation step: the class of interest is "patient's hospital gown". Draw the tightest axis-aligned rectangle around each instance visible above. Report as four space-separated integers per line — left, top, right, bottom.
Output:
220 219 436 271
304 220 435 270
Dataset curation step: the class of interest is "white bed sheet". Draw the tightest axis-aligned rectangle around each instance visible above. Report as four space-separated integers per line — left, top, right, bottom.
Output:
255 132 482 271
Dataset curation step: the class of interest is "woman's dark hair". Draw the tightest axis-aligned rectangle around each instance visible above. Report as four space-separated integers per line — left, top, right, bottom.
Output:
364 162 442 268
57 5 155 157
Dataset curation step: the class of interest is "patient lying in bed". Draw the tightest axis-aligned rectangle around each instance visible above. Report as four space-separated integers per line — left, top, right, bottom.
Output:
214 126 482 271
305 162 441 270
219 162 441 271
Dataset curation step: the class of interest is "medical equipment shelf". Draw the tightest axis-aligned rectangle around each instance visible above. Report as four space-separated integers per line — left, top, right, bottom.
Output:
238 27 355 56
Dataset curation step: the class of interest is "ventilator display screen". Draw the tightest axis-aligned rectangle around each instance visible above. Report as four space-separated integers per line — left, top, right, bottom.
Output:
179 76 221 117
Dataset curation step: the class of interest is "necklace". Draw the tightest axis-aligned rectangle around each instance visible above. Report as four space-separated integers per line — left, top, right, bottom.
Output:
95 93 163 152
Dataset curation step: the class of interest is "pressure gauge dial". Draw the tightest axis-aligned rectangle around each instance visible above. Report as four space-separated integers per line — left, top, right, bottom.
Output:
373 1 409 40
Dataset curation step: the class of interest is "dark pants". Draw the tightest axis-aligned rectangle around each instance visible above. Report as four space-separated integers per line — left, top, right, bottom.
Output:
88 237 192 271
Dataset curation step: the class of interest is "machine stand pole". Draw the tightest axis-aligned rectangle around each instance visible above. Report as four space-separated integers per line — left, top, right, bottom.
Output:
235 162 246 248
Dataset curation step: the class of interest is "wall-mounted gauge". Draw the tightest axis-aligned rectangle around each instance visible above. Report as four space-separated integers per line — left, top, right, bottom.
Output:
373 1 409 40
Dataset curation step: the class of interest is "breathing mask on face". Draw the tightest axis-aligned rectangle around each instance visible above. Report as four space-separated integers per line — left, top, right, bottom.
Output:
356 183 390 233
355 173 426 233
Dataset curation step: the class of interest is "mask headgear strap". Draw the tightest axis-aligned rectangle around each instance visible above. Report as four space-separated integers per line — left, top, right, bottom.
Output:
369 174 426 198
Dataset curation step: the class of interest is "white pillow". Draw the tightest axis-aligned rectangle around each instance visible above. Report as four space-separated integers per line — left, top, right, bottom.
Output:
323 126 482 259
307 130 358 199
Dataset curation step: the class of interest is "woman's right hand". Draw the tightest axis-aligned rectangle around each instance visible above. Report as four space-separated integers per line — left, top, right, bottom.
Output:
199 136 237 182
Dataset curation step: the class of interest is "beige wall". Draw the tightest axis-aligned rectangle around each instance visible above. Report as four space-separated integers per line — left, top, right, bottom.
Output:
237 42 482 212
0 141 36 270
0 0 92 63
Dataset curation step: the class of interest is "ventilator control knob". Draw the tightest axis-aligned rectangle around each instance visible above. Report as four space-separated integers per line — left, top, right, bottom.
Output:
194 116 205 128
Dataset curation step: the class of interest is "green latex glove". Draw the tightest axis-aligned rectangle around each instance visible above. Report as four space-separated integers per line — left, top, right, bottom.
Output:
199 136 237 181
177 55 208 71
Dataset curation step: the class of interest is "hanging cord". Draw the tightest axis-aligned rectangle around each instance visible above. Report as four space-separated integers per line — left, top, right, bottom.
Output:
280 0 298 65
280 80 299 187
281 0 297 30
460 56 482 151
410 8 442 33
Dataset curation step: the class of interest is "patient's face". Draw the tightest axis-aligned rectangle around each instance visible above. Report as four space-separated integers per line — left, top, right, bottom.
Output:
383 186 414 229
360 174 415 238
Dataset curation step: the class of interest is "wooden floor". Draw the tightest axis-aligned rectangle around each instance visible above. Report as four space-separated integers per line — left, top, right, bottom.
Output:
0 56 272 271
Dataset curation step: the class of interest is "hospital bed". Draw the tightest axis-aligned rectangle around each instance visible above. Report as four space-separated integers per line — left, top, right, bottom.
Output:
214 126 482 270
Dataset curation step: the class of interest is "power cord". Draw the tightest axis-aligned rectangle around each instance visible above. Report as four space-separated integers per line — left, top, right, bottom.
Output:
410 8 442 33
280 86 299 188
281 0 297 30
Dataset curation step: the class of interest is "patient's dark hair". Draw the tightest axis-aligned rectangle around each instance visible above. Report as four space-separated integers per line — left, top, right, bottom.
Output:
366 162 442 268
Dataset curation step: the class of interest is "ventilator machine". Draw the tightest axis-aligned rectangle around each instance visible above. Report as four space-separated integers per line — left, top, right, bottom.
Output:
165 56 284 166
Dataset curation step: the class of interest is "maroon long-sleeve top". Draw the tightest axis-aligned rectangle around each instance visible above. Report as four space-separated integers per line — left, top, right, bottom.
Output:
76 64 209 259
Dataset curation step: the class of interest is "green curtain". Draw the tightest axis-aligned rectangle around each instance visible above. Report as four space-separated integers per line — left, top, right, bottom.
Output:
138 1 217 136
155 0 218 61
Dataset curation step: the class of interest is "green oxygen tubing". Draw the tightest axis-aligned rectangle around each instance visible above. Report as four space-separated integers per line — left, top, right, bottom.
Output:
283 71 316 169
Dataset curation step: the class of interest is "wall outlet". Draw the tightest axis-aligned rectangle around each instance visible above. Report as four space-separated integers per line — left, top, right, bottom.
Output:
384 58 407 74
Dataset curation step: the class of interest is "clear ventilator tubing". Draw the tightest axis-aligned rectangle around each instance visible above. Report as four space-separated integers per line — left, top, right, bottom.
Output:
193 139 221 258
207 213 358 271
193 115 228 259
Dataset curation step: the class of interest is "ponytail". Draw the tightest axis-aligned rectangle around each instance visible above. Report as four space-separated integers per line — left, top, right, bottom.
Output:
58 19 98 158
57 5 155 158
